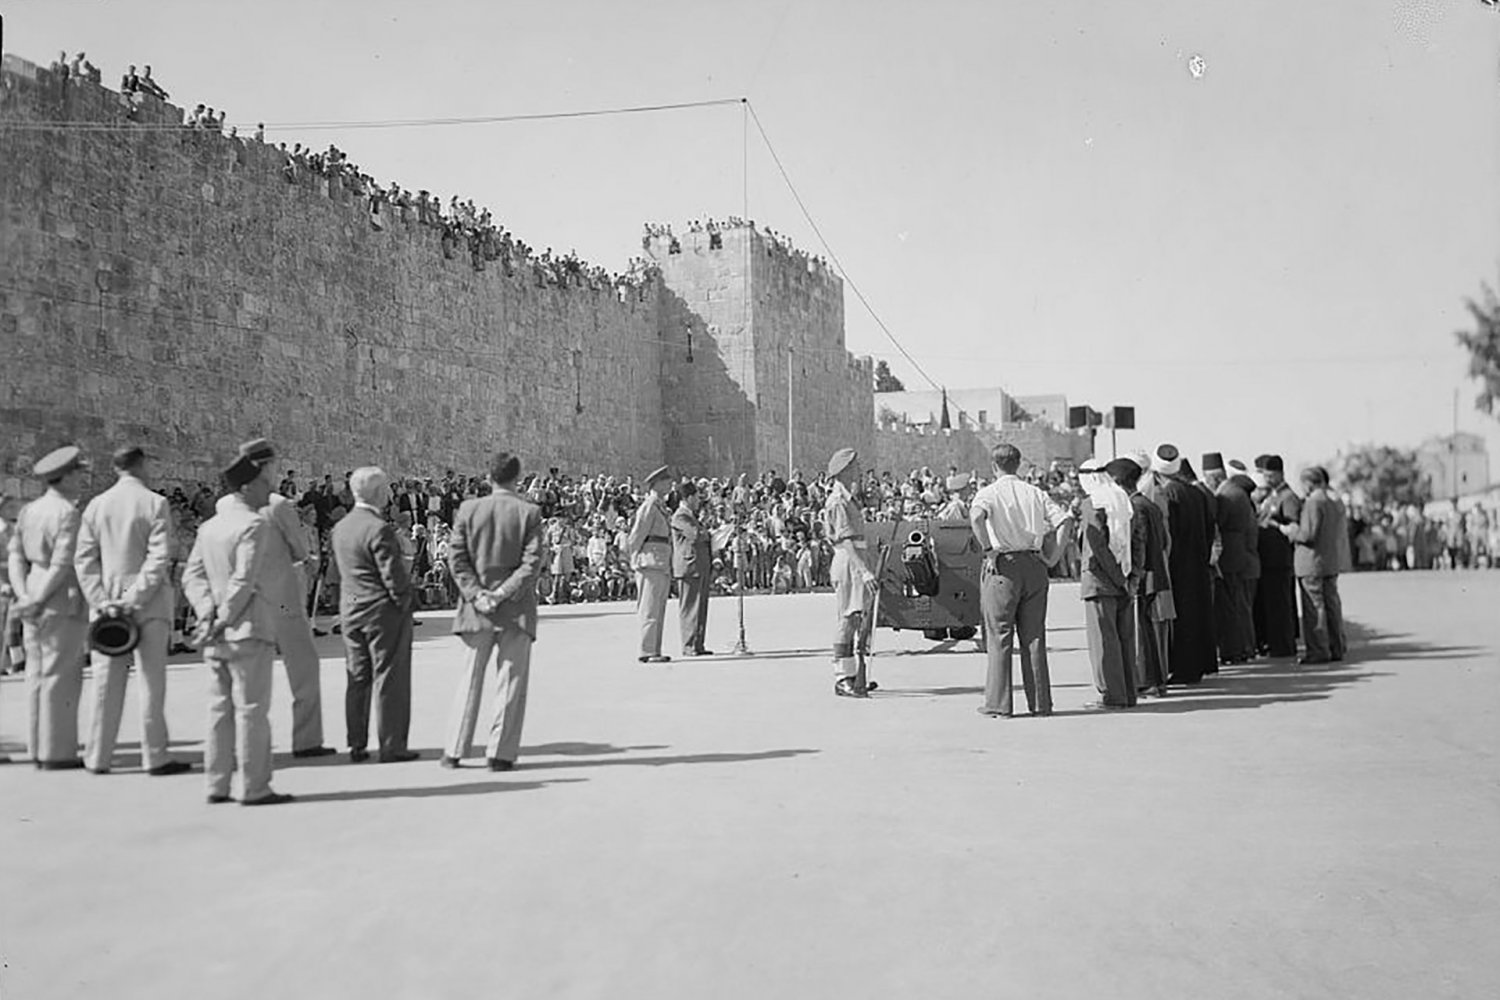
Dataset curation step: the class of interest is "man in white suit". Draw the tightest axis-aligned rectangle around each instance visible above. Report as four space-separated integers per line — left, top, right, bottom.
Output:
181 454 292 806
75 445 190 775
238 438 331 758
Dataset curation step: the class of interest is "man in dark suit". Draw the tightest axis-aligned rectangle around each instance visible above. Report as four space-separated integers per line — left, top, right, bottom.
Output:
1155 445 1216 686
1109 456 1172 697
671 480 714 657
440 451 542 772
1208 461 1262 665
1254 454 1302 658
330 466 417 763
1280 465 1351 665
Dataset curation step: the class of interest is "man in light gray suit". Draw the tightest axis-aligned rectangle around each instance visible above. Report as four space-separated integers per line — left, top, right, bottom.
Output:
182 454 292 806
238 438 331 758
75 445 190 776
671 480 714 657
441 451 542 772
8 446 91 769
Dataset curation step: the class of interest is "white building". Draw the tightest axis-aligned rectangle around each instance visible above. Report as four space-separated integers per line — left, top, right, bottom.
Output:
1417 432 1490 500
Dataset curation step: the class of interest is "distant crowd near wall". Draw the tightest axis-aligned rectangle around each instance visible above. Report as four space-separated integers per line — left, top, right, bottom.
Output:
0 53 881 495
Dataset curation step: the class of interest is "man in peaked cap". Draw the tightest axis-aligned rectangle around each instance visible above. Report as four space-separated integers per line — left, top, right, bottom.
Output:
7 446 91 769
182 453 292 805
238 438 333 759
1253 454 1302 658
627 465 675 662
75 445 191 775
824 447 880 697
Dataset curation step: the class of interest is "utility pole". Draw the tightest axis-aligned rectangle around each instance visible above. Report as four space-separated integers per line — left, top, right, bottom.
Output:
1452 386 1460 501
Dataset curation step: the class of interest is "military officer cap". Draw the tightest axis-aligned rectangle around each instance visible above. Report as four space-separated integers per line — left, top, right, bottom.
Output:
644 465 673 486
33 445 89 482
945 473 971 492
222 454 262 490
827 447 857 477
1201 452 1225 472
238 437 276 464
1256 454 1284 473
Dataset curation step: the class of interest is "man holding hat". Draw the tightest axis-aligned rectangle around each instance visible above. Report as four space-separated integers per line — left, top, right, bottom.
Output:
238 438 332 759
74 445 190 775
824 447 880 697
627 465 674 663
181 454 292 805
7 445 91 769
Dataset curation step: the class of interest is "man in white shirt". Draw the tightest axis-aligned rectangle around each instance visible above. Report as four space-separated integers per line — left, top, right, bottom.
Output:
969 444 1072 717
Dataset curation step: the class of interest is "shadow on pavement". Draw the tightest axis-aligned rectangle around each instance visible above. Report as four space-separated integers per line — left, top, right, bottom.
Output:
1126 659 1386 714
522 742 670 756
291 777 584 804
513 748 819 770
1342 621 1489 662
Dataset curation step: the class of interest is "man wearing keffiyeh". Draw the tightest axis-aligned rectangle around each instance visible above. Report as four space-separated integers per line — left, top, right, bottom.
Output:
1077 460 1137 709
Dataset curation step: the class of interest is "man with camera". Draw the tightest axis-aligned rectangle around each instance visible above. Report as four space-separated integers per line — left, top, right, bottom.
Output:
75 445 190 776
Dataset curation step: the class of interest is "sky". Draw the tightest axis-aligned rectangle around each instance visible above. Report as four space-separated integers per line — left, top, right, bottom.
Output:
6 0 1500 475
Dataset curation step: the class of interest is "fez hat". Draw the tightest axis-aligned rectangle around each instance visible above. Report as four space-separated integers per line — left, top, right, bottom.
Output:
111 445 149 469
88 605 141 657
33 445 89 482
827 447 858 477
1105 457 1141 481
223 454 262 490
238 437 276 464
644 465 673 486
1152 444 1182 476
1201 452 1225 472
945 473 971 492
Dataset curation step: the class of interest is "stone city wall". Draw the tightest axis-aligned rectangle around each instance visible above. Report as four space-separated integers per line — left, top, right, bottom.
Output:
0 56 674 493
871 424 993 479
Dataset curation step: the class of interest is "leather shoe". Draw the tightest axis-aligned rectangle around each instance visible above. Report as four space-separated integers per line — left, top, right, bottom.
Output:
241 792 295 807
1083 700 1129 711
834 677 867 698
644 654 671 663
378 749 420 764
149 760 193 776
89 766 111 775
349 748 370 763
1030 708 1054 717
976 707 1012 718
292 746 337 759
487 758 516 772
439 755 462 769
689 648 715 656
38 759 85 771
206 793 233 805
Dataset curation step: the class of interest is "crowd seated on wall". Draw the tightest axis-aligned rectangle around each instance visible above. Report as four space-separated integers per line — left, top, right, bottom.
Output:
643 218 832 274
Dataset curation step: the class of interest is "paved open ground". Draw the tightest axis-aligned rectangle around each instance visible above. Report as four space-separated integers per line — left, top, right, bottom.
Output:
2 572 1497 999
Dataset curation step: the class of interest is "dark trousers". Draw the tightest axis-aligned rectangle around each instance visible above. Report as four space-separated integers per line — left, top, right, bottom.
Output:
1086 595 1137 707
980 552 1052 715
1133 592 1170 692
1255 569 1298 656
1297 575 1345 663
1214 573 1257 662
342 606 413 753
677 573 710 653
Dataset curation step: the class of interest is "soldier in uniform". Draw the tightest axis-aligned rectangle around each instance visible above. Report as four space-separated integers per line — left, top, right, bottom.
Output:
75 445 191 775
7 446 91 769
238 438 333 758
824 448 879 697
181 454 293 805
627 465 674 663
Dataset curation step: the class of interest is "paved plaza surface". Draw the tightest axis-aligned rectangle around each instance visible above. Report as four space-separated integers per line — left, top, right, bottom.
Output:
1 572 1496 999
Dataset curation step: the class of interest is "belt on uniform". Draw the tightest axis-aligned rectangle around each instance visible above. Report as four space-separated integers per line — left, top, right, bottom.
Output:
644 535 669 543
993 549 1040 556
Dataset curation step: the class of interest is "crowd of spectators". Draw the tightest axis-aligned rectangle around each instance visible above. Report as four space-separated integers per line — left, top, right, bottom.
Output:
643 217 832 274
1346 501 1497 572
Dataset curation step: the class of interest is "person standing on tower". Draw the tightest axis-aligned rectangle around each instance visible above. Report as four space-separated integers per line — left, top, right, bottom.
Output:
824 448 880 697
628 466 675 663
